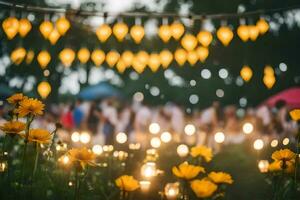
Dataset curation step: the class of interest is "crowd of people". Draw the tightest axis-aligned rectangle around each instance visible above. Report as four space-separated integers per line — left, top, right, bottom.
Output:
0 97 298 148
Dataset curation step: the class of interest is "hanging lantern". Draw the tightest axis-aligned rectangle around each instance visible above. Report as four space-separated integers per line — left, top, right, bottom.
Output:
136 51 149 65
197 31 213 47
160 50 173 69
91 49 105 66
132 56 146 74
96 24 112 42
158 25 171 43
18 18 32 37
263 75 276 89
59 48 75 67
37 81 51 99
130 25 144 44
181 34 197 51
106 50 120 67
187 51 198 66
37 51 51 69
248 25 259 41
196 46 209 63
121 51 134 67
25 50 35 64
170 22 185 40
148 53 161 72
116 59 127 73
113 22 128 42
174 48 187 66
56 16 70 36
264 65 275 76
39 21 54 39
217 26 234 46
77 48 90 64
48 29 60 45
10 47 26 65
237 25 249 42
2 17 19 40
240 65 253 82
256 18 269 35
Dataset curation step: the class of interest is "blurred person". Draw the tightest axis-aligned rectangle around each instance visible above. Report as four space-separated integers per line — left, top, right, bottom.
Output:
60 104 74 130
73 99 84 129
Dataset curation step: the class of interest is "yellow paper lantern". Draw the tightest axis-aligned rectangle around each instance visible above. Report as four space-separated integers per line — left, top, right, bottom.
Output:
39 21 54 39
181 34 198 51
96 24 112 42
37 81 51 99
37 51 51 69
132 56 146 74
196 46 209 63
217 26 234 46
77 48 90 64
248 25 259 41
160 50 173 69
256 19 269 35
197 31 213 47
136 51 149 65
263 75 276 89
59 48 75 67
10 47 26 65
2 17 19 40
25 50 35 64
121 51 134 67
91 49 105 66
187 51 198 66
113 22 128 42
174 48 187 66
264 65 274 76
18 18 32 37
158 25 171 43
130 25 144 44
240 65 253 82
106 50 120 67
148 53 161 72
171 22 185 40
116 59 127 73
48 29 61 45
56 17 70 36
237 25 249 42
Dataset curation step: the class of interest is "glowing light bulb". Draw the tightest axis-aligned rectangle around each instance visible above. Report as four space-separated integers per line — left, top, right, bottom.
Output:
243 122 254 134
184 124 196 136
214 132 225 143
150 137 161 148
80 132 91 144
141 162 157 178
164 182 180 200
92 145 103 155
258 160 269 173
282 138 289 145
253 139 264 150
71 132 80 142
149 123 160 134
177 144 189 157
161 132 172 143
270 139 278 147
116 132 127 144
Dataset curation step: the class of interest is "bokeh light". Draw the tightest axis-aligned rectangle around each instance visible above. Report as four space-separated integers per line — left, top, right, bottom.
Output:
116 132 128 144
149 123 160 134
184 124 196 136
161 131 172 143
177 144 189 157
253 139 264 150
214 132 225 143
150 137 161 148
242 122 254 134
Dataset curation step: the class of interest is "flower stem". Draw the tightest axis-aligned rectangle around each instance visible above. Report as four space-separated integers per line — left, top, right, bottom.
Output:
32 142 39 179
74 167 80 200
294 130 300 184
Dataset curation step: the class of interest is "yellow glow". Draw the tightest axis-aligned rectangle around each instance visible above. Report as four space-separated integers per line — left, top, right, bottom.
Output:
91 49 105 66
150 137 161 148
96 24 112 42
121 51 134 67
158 25 171 43
256 19 269 35
181 34 198 51
217 26 233 46
171 22 184 40
56 17 70 36
130 24 144 44
106 50 120 67
37 81 51 99
177 144 189 157
258 160 269 173
141 162 157 178
18 18 32 37
248 25 259 41
77 48 90 64
2 17 19 40
148 53 161 72
187 50 198 66
270 139 278 147
113 22 129 42
174 48 187 66
37 50 51 69
48 29 61 45
39 20 54 39
139 181 151 192
240 65 253 82
59 48 75 67
197 31 213 47
263 75 276 89
10 47 26 65
237 25 249 42
282 138 289 145
160 50 173 68
196 46 209 63
116 59 127 73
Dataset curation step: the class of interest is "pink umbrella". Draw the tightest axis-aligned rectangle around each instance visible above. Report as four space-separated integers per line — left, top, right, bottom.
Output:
263 87 300 108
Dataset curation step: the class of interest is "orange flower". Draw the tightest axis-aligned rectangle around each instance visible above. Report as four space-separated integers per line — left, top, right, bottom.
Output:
26 129 52 144
172 162 205 180
115 175 139 192
7 93 27 105
0 121 26 135
16 98 45 117
190 179 218 198
190 145 213 162
68 147 96 169
289 109 300 121
208 172 233 184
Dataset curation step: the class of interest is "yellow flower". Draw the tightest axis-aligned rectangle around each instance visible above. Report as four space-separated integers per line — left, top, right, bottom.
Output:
268 160 295 173
190 179 218 198
172 162 205 180
115 175 139 192
7 93 27 105
271 149 295 162
16 98 45 117
289 109 300 121
0 121 26 135
68 147 96 169
208 172 233 184
190 145 213 162
26 129 52 144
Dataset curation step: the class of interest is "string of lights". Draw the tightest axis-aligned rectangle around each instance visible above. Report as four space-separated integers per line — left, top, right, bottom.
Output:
0 1 300 20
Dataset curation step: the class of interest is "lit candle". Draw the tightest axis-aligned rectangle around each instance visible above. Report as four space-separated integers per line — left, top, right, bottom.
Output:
164 182 179 200
139 180 151 192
